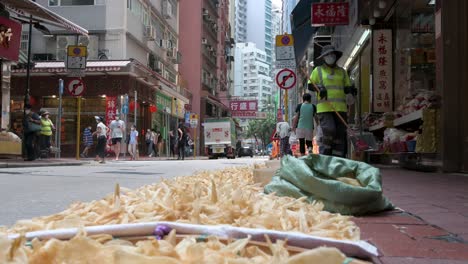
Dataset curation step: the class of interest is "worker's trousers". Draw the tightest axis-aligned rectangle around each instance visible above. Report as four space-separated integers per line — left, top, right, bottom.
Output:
317 112 347 158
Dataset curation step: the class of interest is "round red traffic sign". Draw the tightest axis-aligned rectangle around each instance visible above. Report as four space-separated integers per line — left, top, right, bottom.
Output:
66 78 86 96
275 68 296 90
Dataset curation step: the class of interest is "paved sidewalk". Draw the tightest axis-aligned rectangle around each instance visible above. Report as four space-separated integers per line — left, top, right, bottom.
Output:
0 158 88 168
355 168 468 263
0 155 215 168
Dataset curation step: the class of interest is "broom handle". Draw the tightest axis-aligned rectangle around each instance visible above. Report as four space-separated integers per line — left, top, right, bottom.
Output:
310 82 351 130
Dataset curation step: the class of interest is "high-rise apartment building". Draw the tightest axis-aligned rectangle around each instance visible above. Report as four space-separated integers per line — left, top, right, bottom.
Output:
282 0 300 34
234 43 273 110
234 0 274 65
179 0 232 153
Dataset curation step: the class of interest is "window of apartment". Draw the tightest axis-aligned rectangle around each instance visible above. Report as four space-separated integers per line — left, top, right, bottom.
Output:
50 0 95 6
250 79 256 83
243 80 247 84
243 73 247 77
20 32 29 53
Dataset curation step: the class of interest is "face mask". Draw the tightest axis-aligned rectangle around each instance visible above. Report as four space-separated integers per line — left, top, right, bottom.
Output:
324 53 337 65
115 116 120 120
25 110 31 114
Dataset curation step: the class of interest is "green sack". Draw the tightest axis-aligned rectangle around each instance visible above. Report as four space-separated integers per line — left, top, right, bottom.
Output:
264 154 394 216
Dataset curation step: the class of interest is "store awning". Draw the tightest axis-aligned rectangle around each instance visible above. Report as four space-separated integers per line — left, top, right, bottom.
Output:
11 60 131 74
205 95 228 110
3 0 88 35
291 0 319 64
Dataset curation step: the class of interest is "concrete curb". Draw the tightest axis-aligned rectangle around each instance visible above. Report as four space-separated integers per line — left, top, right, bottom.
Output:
0 161 89 169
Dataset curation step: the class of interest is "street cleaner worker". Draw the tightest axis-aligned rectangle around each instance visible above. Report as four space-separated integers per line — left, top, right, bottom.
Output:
308 45 356 157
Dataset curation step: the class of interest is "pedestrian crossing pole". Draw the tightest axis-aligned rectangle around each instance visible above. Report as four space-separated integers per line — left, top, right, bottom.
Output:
76 96 81 160
284 89 289 122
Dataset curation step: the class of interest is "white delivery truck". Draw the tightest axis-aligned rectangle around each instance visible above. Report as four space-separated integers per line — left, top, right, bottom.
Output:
203 118 237 159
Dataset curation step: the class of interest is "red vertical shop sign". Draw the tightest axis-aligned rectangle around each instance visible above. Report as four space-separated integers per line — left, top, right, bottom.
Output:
372 29 393 112
0 16 22 61
311 2 349 26
105 96 117 127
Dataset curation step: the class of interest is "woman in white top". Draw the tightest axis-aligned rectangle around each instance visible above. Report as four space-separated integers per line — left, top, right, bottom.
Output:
93 116 108 164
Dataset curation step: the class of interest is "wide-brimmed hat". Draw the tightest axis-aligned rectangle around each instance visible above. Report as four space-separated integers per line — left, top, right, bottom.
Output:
317 45 343 60
41 110 50 116
94 116 103 122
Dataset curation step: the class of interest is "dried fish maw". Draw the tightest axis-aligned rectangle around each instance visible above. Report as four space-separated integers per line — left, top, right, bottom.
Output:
286 247 346 264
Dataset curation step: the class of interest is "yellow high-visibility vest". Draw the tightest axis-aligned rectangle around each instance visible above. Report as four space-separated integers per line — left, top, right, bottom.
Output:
309 65 351 113
40 118 53 136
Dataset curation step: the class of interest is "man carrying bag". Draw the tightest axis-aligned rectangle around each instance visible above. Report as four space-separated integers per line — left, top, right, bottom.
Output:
23 104 41 161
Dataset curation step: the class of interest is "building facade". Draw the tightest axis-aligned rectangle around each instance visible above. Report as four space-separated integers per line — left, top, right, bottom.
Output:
8 0 191 157
234 43 273 110
179 0 231 154
234 0 274 64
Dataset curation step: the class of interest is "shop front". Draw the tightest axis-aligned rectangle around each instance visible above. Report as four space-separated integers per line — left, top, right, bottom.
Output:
10 60 159 157
0 2 88 156
331 0 453 170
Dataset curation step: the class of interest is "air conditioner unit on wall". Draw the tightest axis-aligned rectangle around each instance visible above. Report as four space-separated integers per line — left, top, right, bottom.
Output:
156 61 164 73
162 0 172 19
144 25 156 41
57 35 99 60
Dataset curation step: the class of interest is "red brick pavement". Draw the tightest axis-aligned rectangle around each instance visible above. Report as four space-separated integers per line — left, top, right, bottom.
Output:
354 168 468 263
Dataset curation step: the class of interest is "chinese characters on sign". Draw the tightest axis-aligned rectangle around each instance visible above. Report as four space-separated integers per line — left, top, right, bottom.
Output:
0 17 22 61
372 29 393 112
230 100 258 118
311 2 349 26
105 96 118 127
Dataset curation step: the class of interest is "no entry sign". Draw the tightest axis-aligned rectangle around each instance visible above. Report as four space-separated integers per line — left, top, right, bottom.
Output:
66 78 86 96
276 68 296 90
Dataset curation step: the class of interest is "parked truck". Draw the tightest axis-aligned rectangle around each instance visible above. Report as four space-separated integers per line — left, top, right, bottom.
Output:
203 118 237 159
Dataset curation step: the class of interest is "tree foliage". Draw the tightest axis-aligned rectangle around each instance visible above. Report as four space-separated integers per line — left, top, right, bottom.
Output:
245 115 276 150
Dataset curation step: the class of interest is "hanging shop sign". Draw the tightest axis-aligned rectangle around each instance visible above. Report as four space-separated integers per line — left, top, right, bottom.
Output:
311 2 349 26
230 100 258 118
0 16 22 61
372 29 393 113
172 98 187 119
105 96 118 126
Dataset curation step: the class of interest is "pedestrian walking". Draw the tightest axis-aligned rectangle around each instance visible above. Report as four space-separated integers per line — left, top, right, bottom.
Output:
81 126 93 158
109 113 125 161
156 130 163 157
308 45 356 157
275 121 291 157
127 125 139 160
296 93 316 156
93 116 108 164
169 130 176 157
39 110 55 158
152 129 159 157
177 123 187 160
145 129 155 157
23 104 41 161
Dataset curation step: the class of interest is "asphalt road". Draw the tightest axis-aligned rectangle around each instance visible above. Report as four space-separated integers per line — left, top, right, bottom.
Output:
0 157 266 226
